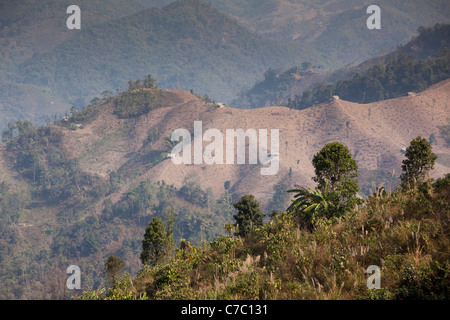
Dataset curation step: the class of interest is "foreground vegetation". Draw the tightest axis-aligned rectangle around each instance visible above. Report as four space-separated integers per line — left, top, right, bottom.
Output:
79 175 450 300
79 139 450 300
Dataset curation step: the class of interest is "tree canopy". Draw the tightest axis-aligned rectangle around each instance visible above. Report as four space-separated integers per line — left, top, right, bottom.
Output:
311 141 361 215
140 216 174 267
232 194 265 237
400 136 437 189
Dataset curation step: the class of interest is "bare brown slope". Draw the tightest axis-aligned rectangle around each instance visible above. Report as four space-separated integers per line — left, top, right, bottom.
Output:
144 79 450 206
2 80 449 211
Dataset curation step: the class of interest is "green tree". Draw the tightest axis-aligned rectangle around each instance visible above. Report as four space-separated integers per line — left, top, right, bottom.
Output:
82 231 100 256
2 122 16 143
400 136 437 189
287 182 340 230
232 195 265 237
140 217 174 267
312 141 360 213
105 254 125 286
438 118 450 146
143 75 157 89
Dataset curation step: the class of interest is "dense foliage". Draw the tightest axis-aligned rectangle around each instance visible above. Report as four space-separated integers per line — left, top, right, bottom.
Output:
232 194 265 237
290 48 450 109
114 76 160 118
400 136 438 189
114 90 158 118
4 122 102 203
232 66 318 108
311 141 362 214
79 175 450 300
140 216 174 267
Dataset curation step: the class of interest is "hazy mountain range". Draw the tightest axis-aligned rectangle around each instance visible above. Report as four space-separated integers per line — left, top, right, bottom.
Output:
1 0 450 132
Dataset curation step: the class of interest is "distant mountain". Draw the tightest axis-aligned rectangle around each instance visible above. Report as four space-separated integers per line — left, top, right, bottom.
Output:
10 0 321 108
2 0 450 132
0 0 155 131
233 23 450 109
140 0 450 66
0 0 149 67
0 0 319 131
291 23 450 109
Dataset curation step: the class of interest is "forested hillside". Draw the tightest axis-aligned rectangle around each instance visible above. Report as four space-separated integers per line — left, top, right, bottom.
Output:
1 0 326 133
0 0 153 131
13 0 320 107
141 0 450 65
233 23 450 109
291 48 450 109
2 0 450 132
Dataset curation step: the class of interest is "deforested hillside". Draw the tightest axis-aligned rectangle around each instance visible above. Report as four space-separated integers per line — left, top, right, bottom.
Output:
0 75 449 298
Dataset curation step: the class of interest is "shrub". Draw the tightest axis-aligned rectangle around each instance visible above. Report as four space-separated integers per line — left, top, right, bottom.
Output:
114 90 158 118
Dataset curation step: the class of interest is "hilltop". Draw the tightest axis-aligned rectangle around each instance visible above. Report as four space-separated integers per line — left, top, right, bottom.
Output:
51 79 450 204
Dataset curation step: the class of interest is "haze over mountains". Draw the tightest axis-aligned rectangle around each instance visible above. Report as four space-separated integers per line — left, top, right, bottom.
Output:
0 0 450 300
0 0 321 130
1 0 450 132
233 23 450 108
157 0 450 64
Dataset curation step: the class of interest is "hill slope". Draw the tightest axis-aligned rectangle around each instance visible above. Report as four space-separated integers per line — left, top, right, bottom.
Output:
1 0 324 133
3 0 450 132
84 79 450 200
0 0 154 131
79 178 450 300
0 77 449 299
